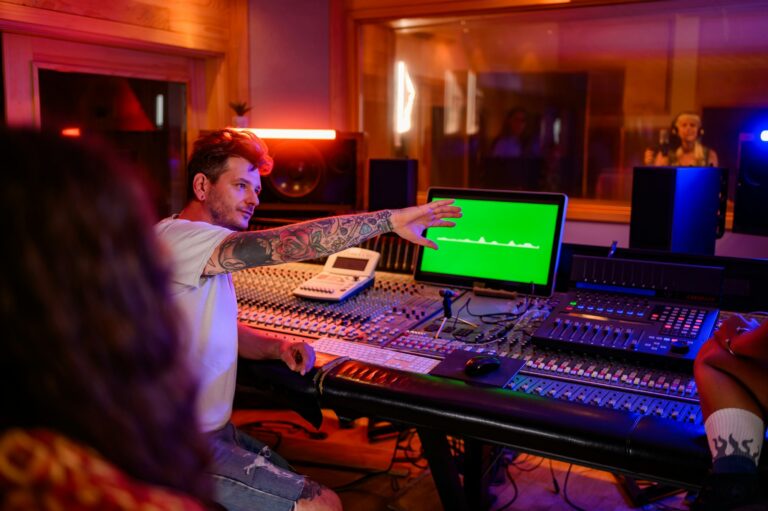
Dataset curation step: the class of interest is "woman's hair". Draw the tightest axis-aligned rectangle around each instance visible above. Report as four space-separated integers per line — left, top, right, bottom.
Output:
186 128 274 199
0 128 211 502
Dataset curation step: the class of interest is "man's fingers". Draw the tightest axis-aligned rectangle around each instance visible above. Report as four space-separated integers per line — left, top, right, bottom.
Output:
432 206 462 217
416 238 438 250
423 200 461 218
430 198 455 207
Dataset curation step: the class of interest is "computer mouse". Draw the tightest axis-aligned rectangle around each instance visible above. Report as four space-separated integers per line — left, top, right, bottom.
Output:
464 354 501 377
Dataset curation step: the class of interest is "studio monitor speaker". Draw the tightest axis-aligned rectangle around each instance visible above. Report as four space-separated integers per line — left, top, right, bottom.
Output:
368 158 418 211
257 133 363 212
733 140 768 235
630 166 728 255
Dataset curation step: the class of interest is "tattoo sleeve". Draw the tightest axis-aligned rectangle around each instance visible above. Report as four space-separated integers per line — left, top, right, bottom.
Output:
207 210 393 274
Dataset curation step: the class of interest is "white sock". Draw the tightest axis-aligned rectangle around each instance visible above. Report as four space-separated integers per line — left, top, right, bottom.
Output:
704 408 763 465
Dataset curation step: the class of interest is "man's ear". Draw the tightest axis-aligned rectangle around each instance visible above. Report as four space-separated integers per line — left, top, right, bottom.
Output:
192 173 209 201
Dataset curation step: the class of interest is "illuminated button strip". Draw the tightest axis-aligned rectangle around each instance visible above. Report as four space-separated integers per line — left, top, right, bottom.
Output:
508 374 702 424
521 351 699 399
563 292 652 319
650 305 707 339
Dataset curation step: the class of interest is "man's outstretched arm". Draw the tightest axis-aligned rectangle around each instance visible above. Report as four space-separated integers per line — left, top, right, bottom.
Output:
203 200 461 275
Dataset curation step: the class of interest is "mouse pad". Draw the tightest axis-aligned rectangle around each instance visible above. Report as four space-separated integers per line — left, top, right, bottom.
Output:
429 350 525 387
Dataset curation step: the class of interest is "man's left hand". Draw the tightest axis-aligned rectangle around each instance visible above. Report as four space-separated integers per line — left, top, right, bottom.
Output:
279 341 316 375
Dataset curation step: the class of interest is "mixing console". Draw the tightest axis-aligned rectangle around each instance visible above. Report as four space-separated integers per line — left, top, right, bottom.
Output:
233 262 755 426
233 263 443 344
531 290 719 369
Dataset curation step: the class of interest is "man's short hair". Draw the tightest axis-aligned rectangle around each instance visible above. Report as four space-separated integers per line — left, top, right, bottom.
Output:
186 129 274 200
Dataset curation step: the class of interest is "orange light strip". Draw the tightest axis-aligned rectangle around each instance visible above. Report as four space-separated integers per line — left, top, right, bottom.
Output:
61 127 81 137
240 128 336 140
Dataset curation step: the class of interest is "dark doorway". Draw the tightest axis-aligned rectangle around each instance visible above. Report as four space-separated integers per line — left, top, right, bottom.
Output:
38 69 186 217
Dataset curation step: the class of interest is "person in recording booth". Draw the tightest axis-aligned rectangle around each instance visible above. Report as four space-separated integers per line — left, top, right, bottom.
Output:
0 129 214 510
644 111 719 167
693 316 768 510
489 107 540 158
154 128 462 511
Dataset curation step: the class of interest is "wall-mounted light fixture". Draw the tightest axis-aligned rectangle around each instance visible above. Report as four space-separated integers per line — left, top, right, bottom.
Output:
155 94 164 129
242 128 337 140
395 61 415 135
466 71 478 135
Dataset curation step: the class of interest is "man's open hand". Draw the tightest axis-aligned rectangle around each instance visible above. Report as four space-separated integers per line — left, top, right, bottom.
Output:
389 199 462 249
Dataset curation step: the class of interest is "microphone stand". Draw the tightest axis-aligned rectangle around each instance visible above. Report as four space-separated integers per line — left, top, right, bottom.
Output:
434 290 478 339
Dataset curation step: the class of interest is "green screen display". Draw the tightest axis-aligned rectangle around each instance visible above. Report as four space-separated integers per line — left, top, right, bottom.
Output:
420 197 560 285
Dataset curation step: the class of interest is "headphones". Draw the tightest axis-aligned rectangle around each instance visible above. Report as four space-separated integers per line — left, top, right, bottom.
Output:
670 111 704 138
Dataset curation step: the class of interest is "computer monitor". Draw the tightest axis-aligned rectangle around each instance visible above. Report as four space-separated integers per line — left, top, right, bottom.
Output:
414 187 568 297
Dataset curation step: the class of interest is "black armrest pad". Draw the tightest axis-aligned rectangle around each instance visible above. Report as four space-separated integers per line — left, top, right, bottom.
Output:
318 360 710 486
236 358 323 429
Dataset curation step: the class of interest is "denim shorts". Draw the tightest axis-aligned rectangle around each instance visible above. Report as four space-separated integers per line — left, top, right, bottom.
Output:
206 422 305 511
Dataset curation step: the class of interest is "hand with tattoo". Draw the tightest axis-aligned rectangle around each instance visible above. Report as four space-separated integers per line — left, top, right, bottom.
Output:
389 199 462 249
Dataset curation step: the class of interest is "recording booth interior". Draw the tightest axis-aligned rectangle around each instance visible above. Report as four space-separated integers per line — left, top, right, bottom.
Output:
236 186 768 511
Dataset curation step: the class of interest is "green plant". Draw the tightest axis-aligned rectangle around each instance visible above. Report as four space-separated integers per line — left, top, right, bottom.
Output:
229 101 252 116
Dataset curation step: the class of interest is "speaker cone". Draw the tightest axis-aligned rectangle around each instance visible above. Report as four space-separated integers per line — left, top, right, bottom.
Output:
265 140 325 200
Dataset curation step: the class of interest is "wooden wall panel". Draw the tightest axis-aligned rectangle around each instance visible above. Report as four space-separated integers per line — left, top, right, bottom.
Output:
0 0 248 132
346 0 657 20
0 0 230 54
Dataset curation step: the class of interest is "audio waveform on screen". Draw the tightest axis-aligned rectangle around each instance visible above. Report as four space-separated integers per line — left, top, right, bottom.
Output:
435 236 541 250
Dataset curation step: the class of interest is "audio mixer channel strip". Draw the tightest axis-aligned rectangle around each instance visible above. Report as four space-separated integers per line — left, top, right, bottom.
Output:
232 260 753 427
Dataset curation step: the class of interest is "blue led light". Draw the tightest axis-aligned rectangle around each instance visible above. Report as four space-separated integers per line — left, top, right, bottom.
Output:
760 130 768 142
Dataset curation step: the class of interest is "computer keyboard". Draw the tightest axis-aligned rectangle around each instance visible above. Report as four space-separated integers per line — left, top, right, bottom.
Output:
312 337 441 374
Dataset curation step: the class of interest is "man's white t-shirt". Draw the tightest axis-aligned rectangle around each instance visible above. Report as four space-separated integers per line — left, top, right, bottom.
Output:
155 216 237 432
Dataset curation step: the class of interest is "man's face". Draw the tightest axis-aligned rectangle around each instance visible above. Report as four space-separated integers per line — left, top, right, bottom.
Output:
675 115 702 143
205 156 262 231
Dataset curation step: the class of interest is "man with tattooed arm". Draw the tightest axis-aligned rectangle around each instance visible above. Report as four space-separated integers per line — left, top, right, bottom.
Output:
155 128 461 511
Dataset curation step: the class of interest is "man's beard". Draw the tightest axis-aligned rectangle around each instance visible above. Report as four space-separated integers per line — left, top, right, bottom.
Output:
208 197 248 231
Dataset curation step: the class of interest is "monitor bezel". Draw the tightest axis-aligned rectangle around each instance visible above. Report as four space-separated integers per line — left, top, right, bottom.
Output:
413 187 568 297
